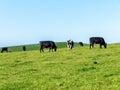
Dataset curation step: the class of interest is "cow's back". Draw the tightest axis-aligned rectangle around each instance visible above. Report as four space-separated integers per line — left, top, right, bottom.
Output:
40 41 51 48
90 37 105 44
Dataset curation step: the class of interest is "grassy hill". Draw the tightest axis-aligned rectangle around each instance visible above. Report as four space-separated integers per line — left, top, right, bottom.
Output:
0 42 80 52
0 42 120 90
0 42 68 52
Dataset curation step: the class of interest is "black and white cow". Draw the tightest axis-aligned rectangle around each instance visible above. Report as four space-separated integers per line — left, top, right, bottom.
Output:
67 40 74 49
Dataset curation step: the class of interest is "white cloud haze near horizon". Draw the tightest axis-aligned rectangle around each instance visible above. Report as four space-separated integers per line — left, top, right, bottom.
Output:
0 0 120 47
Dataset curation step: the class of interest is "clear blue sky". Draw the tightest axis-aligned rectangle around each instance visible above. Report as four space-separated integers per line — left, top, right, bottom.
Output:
0 0 120 47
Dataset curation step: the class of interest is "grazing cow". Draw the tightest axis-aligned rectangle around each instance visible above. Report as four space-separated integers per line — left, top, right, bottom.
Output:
1 47 8 53
89 37 107 49
79 42 84 46
40 41 57 52
67 40 74 49
22 46 26 51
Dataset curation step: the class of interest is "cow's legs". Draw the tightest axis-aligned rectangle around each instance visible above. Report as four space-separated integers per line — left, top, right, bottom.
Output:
90 44 91 49
71 45 73 49
49 48 52 52
100 44 102 48
90 43 94 49
49 47 54 52
40 47 44 52
92 44 94 48
68 44 70 49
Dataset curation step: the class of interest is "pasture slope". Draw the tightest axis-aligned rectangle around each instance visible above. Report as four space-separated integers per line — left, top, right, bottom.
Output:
0 42 120 90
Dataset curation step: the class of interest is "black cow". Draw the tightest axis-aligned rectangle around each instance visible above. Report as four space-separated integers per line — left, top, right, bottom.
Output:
40 41 57 52
1 47 8 53
22 46 26 51
67 40 74 49
89 37 107 49
79 42 84 46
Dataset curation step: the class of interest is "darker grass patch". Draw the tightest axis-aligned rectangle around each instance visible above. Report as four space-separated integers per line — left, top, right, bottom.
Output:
77 66 96 72
14 60 21 63
66 57 73 60
104 73 114 78
51 76 62 80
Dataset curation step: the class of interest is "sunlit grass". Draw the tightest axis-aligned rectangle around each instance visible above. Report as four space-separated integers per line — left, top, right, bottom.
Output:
0 43 120 90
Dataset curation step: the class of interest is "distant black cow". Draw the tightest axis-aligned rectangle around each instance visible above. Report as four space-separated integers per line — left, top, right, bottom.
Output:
22 46 26 51
89 37 107 49
40 41 57 52
67 40 74 49
79 42 84 46
1 47 8 53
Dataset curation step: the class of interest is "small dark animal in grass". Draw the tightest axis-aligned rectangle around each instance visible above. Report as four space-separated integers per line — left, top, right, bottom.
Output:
93 61 98 64
39 41 57 52
1 47 8 53
89 37 107 49
22 46 26 51
79 42 84 46
67 40 74 49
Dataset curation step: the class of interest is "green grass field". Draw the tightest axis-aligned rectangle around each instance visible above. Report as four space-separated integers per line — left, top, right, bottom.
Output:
0 42 120 90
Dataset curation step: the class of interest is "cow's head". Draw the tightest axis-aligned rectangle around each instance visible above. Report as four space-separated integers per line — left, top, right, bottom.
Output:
104 43 107 48
54 46 57 52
